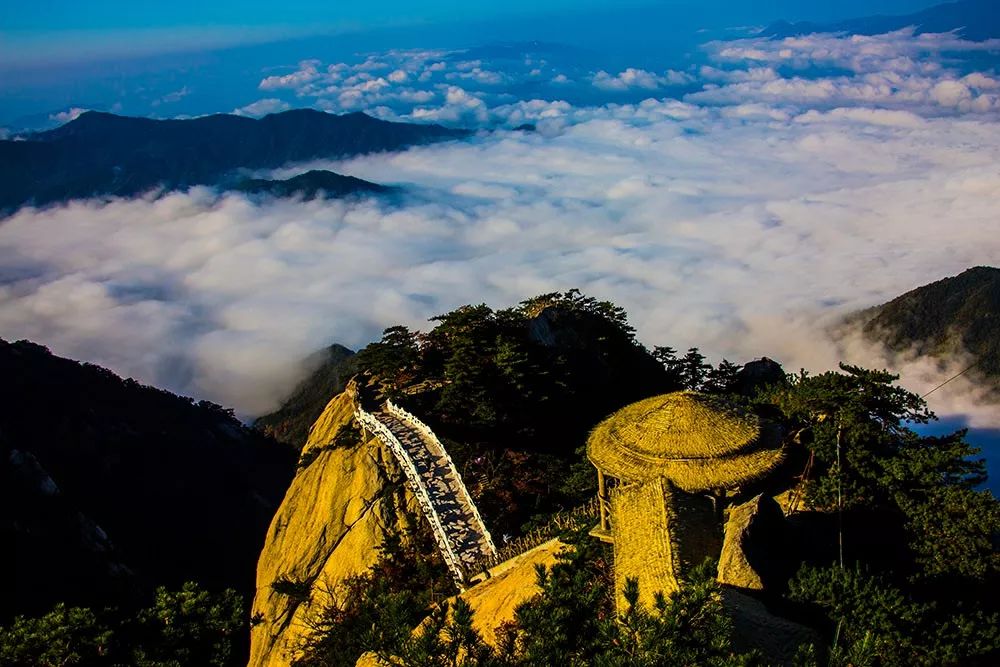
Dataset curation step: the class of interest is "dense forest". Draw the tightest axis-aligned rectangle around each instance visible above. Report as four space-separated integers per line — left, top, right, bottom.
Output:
856 266 1000 394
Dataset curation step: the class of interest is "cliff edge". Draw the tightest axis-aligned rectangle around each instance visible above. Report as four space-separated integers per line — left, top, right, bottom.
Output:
249 383 416 666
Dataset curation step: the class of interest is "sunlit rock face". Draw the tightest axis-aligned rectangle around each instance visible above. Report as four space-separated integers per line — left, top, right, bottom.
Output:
249 384 417 666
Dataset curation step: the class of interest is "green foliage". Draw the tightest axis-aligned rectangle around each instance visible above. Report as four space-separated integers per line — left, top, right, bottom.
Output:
1 339 295 623
858 266 1000 390
557 445 600 505
271 576 313 603
354 290 679 534
680 348 712 391
704 359 742 394
653 346 740 393
130 583 244 667
396 598 498 666
511 533 611 664
292 523 759 666
433 305 513 428
293 517 453 667
760 363 999 665
764 363 999 582
606 561 761 667
880 432 998 580
766 364 934 509
356 326 422 395
789 565 1000 666
652 346 685 387
520 289 637 342
296 574 429 667
0 603 111 667
255 343 357 449
0 584 245 667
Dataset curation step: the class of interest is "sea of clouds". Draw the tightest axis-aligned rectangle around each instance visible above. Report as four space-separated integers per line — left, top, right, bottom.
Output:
1 29 999 429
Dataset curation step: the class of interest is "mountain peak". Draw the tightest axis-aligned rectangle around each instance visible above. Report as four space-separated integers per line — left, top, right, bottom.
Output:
856 265 1000 391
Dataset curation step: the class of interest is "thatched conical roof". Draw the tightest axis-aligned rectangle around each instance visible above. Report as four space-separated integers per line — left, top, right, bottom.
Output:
587 392 785 491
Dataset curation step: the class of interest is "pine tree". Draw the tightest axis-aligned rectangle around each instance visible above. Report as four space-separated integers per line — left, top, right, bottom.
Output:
681 348 711 391
356 326 421 393
653 346 685 387
704 359 741 394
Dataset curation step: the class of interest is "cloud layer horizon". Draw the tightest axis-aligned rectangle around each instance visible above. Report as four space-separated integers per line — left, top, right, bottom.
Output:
1 28 999 430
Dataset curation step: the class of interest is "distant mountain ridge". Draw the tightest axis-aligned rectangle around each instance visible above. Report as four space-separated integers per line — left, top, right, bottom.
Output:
0 109 464 211
854 266 1000 391
761 0 1000 41
233 169 388 200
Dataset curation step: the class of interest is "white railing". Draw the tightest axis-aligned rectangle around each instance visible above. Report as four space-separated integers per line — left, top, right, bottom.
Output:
353 405 467 589
386 400 497 557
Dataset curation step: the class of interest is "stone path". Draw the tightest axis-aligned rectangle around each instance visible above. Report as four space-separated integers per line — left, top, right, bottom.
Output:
368 403 495 576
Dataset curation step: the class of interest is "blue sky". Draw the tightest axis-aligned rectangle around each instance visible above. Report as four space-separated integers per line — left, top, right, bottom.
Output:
0 0 946 127
1 0 935 30
1 1 938 65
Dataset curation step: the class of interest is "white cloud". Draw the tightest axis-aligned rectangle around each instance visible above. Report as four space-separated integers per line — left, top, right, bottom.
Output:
6 29 1000 452
688 70 1000 115
233 98 291 117
259 59 322 91
3 106 1000 421
49 107 90 124
592 68 693 91
445 67 508 85
410 86 489 124
795 107 925 128
153 86 191 106
693 29 1000 116
708 29 1000 75
244 32 1000 127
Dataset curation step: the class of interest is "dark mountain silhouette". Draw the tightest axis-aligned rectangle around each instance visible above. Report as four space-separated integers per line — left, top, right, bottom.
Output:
1 339 296 621
232 169 388 200
254 343 358 448
0 109 464 211
761 0 1000 41
854 266 1000 391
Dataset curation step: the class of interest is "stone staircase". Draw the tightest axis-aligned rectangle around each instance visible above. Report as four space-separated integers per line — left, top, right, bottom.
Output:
355 400 496 588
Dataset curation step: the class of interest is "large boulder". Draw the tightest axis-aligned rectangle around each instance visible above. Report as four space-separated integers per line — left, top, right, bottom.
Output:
734 358 787 397
717 494 787 591
458 539 566 646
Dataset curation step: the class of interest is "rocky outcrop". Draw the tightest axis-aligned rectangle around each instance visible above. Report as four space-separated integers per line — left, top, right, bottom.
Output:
459 539 565 646
352 539 566 666
717 494 787 591
723 588 819 666
249 385 417 666
734 358 787 397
